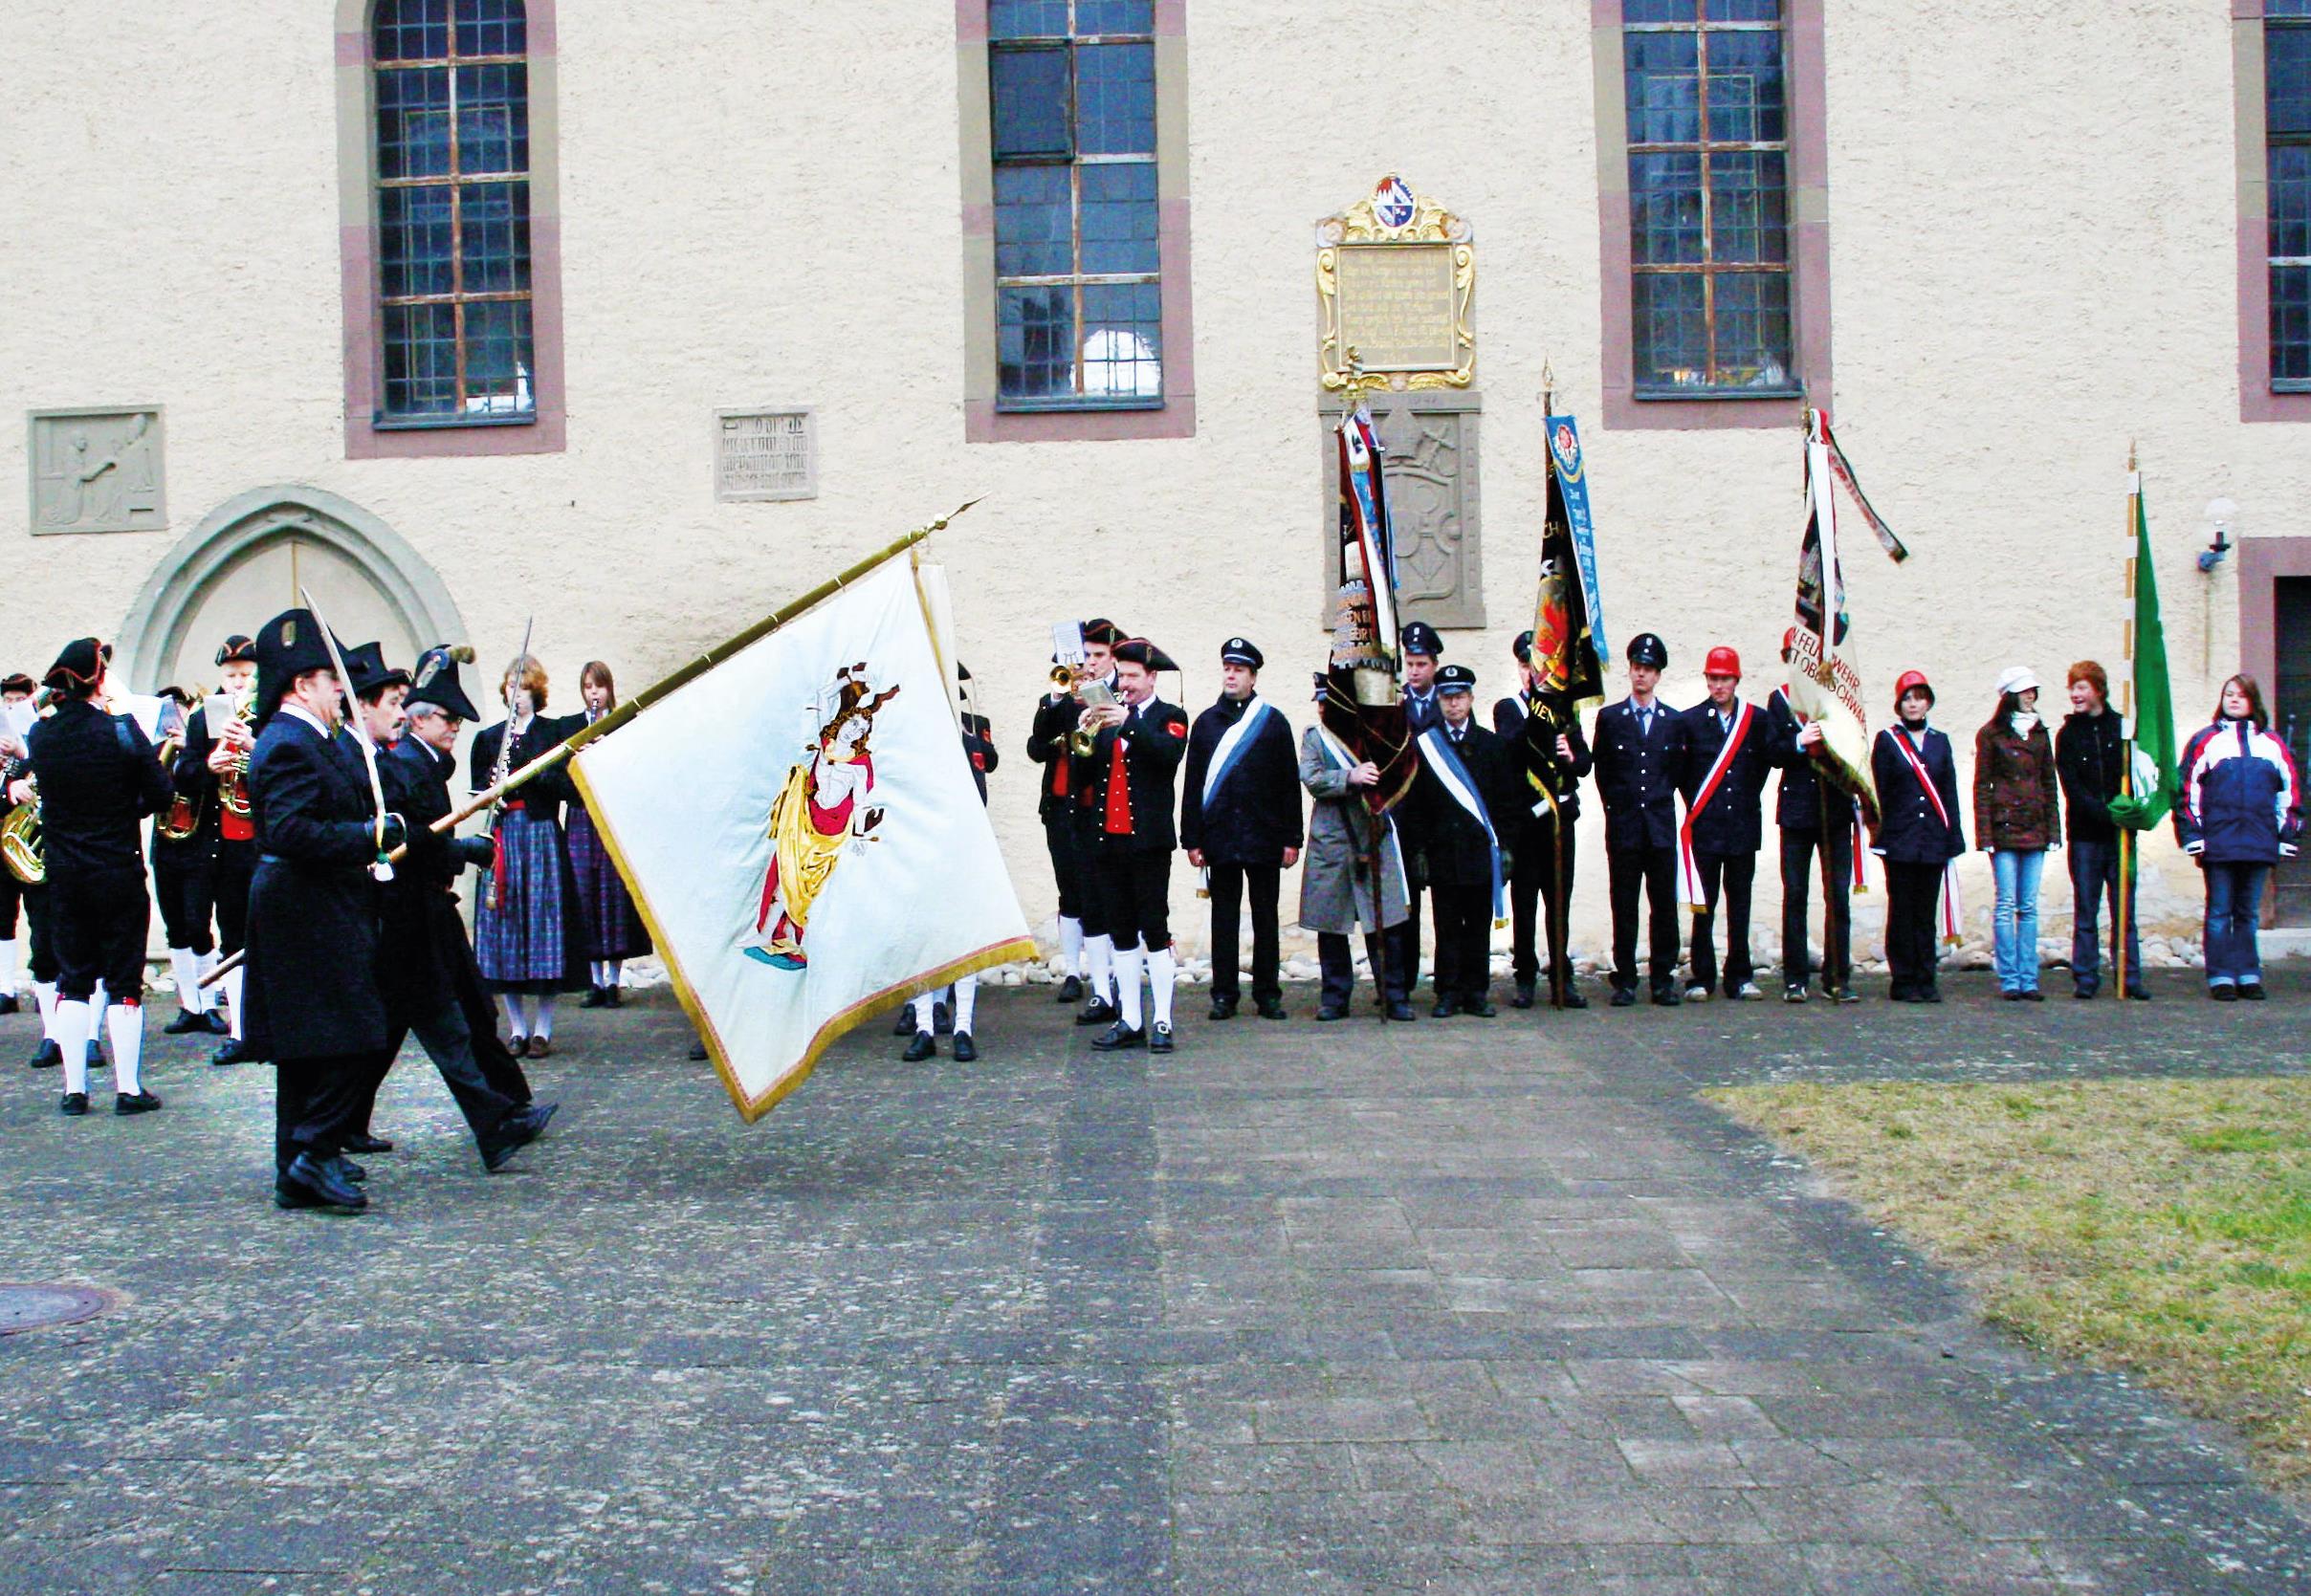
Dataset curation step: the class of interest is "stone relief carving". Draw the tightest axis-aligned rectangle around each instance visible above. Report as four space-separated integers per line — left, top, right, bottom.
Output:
29 406 166 535
1318 391 1484 631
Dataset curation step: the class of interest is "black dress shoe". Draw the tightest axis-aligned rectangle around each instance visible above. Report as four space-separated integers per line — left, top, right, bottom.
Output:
1256 999 1288 1020
1314 1004 1349 1022
1386 1000 1417 1021
603 986 623 1009
2019 990 2044 1002
1463 998 1497 1018
1609 987 1636 1009
952 1031 979 1062
892 1006 917 1037
687 1039 710 1060
580 986 607 1009
27 1039 60 1070
342 1132 394 1155
1148 1022 1174 1054
1208 997 1238 1020
211 1038 251 1067
1558 990 1590 1011
1090 1021 1145 1052
285 1152 366 1210
1431 998 1457 1019
1055 974 1084 1003
1075 998 1118 1027
273 1181 321 1211
113 1090 162 1116
2125 987 2151 1001
2073 985 2099 1000
933 1001 954 1036
1921 987 1944 1003
58 1091 88 1116
2242 983 2267 1001
337 1158 368 1183
510 1102 558 1138
1510 982 1536 1010
901 1031 936 1062
1650 988 1682 1007
203 1010 230 1035
0 993 16 1016
162 1008 212 1036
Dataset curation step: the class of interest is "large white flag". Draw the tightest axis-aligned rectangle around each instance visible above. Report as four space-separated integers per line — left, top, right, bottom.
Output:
569 556 1036 1120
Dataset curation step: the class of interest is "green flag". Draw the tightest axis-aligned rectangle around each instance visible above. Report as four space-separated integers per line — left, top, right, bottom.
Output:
2108 483 2176 831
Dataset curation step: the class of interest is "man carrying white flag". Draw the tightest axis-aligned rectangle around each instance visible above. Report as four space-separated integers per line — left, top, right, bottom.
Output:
570 555 1035 1120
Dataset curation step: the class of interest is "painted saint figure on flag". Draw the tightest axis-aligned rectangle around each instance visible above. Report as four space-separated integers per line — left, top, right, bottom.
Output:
749 667 899 969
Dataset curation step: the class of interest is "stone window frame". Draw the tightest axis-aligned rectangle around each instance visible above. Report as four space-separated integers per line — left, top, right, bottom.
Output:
336 0 567 458
1590 0 1831 431
2236 0 2311 423
956 0 1197 444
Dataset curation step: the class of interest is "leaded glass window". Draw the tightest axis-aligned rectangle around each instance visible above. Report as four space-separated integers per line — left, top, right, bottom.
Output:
1623 0 1797 397
2272 0 2311 389
988 0 1163 409
373 0 535 424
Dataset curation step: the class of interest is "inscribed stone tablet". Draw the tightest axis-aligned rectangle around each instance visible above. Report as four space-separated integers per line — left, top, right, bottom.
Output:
1332 245 1458 374
715 409 818 503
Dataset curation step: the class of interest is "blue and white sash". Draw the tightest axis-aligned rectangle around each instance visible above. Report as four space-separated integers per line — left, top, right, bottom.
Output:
1202 696 1275 809
1313 723 1411 909
1418 726 1506 924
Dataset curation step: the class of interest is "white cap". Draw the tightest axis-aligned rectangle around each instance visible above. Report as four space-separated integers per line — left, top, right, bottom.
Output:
1995 666 2039 699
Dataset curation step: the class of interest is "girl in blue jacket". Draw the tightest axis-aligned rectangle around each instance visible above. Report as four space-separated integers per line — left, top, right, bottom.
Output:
2176 674 2302 999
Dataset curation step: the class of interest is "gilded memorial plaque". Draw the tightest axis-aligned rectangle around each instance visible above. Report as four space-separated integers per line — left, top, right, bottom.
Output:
1316 176 1474 391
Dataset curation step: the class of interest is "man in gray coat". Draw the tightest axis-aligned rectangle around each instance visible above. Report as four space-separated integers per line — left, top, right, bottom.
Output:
1298 677 1413 1022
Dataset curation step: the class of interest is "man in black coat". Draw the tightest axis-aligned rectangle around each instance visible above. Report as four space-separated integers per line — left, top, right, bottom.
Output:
348 643 552 1170
1766 629 1863 1003
1493 630 1595 1009
1180 638 1304 1021
1592 633 1686 1006
242 608 405 1213
25 638 173 1116
1674 645 1775 1002
1404 665 1520 1017
1060 619 1128 1026
1076 636 1189 1053
180 635 261 1065
1397 620 1445 995
1026 625 1111 1006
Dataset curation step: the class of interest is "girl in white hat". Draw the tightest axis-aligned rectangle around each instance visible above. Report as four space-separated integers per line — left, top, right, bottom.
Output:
1973 667 2061 998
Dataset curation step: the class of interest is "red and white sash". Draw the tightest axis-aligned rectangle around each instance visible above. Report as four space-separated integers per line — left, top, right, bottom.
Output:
1885 727 1963 942
1678 701 1757 909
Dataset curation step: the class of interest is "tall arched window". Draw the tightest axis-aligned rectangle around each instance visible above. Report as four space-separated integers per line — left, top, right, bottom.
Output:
372 0 534 424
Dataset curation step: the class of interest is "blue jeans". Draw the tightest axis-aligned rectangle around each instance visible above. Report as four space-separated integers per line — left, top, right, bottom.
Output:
2203 862 2270 987
2068 838 2143 995
1991 849 2046 992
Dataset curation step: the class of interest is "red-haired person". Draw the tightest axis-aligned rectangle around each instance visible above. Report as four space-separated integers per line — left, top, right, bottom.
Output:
2176 674 2302 1000
2055 661 2146 999
567 662 650 1008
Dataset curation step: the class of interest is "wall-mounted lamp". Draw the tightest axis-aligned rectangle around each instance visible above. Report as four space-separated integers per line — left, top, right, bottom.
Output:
2200 497 2237 574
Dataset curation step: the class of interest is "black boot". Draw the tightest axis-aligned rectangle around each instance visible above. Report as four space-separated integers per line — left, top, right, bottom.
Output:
1055 974 1083 1003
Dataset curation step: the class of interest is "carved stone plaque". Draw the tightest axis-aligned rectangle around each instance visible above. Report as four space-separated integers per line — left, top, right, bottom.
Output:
1315 175 1475 391
1333 244 1460 373
29 406 165 535
1318 390 1484 631
715 408 817 502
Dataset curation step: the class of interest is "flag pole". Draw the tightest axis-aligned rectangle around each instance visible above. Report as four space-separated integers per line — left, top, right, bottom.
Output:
1339 349 1395 1023
200 501 979 990
1540 362 1571 1009
2116 443 2137 1001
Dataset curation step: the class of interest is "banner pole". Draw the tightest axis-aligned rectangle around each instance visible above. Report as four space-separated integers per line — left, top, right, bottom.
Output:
2116 448 2137 1000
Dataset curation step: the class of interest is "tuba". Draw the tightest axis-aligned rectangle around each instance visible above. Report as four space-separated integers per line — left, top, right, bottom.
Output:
1 798 42 885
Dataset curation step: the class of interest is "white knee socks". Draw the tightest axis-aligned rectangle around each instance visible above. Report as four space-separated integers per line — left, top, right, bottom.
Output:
1113 944 1146 1030
953 973 979 1034
0 938 19 996
107 1005 143 1096
55 998 91 1095
1148 946 1176 1028
910 989 936 1034
222 966 245 1040
33 979 57 1041
89 983 106 1063
167 949 202 1015
1059 917 1085 976
533 995 555 1040
502 995 529 1040
1087 934 1114 1005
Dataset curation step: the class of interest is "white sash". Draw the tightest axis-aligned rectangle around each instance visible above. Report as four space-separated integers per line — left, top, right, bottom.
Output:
1202 696 1274 809
1418 726 1506 923
1883 726 1964 942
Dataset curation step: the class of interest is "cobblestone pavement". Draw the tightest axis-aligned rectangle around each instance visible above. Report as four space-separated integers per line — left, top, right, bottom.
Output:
0 970 2306 1594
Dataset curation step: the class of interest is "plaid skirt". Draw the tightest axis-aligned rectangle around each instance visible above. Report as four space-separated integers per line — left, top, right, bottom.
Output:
475 808 587 994
566 805 650 961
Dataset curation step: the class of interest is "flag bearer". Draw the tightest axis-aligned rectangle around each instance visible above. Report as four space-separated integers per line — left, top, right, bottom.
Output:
1492 631 1593 1009
1766 630 1862 1003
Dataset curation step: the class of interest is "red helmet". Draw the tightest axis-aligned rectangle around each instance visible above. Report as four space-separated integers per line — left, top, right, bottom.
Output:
1704 645 1742 678
1893 668 1935 710
1780 626 1798 658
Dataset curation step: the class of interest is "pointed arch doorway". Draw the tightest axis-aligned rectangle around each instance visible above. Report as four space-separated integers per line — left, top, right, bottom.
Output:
116 487 468 695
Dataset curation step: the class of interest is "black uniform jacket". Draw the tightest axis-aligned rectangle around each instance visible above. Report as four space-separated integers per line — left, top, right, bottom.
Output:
1025 693 1081 820
1591 697 1685 854
243 712 390 1061
1491 696 1594 826
1179 696 1304 864
1764 688 1860 834
375 735 476 1023
1402 720 1522 888
1675 698 1777 857
2056 707 2126 847
1871 725 1967 864
1071 695 1189 854
27 700 171 878
961 711 998 805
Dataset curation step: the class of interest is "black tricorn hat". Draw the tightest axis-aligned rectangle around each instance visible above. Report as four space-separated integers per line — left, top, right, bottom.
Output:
1082 618 1128 648
344 641 412 702
1401 621 1443 658
1626 632 1669 670
43 638 110 692
407 645 482 723
214 635 257 667
252 608 341 728
0 673 35 697
1111 637 1178 673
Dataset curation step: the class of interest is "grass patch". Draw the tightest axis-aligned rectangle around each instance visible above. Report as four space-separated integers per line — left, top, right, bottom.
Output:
1706 1077 2311 1491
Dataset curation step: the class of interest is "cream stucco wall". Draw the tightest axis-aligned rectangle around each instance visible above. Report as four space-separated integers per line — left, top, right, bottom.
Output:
0 1 2300 964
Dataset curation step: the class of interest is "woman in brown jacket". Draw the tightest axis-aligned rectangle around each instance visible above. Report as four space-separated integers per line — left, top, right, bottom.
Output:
1974 667 2062 998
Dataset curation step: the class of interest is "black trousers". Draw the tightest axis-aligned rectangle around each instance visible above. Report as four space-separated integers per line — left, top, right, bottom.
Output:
1096 846 1171 951
1318 929 1407 1009
1429 882 1494 1003
1779 824 1853 991
1070 810 1111 940
1206 863 1280 1004
1506 815 1577 997
23 882 55 983
213 841 255 955
0 866 20 939
1882 859 1945 996
153 854 217 955
1607 844 1681 993
352 997 521 1149
275 1052 368 1174
51 867 149 1004
1685 851 1756 995
1043 817 1083 920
